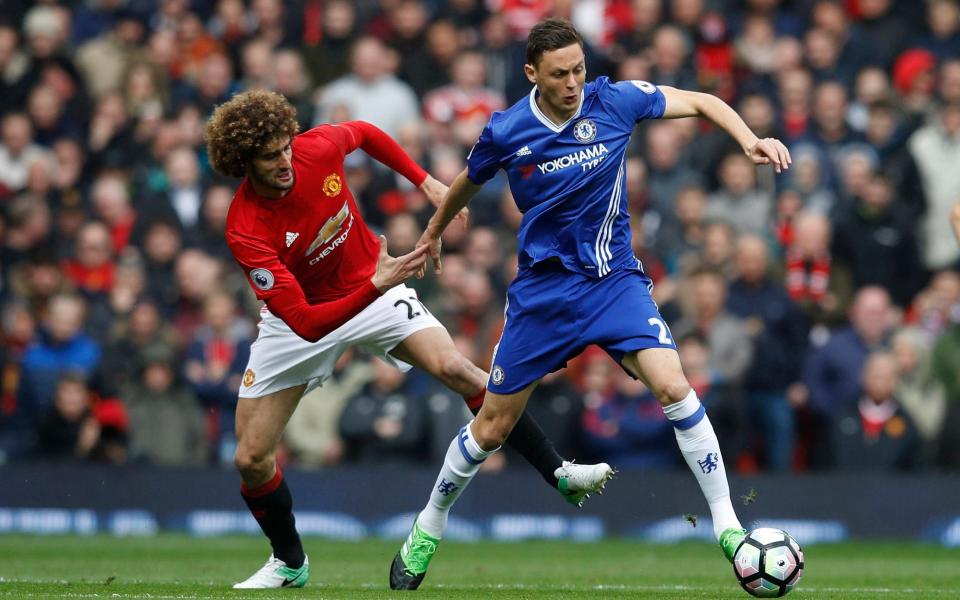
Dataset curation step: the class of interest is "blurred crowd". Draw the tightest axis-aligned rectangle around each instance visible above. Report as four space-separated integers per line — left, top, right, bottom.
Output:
1 0 959 475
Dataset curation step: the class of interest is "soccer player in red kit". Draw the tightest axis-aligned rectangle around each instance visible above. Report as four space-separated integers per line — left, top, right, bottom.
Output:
205 90 613 589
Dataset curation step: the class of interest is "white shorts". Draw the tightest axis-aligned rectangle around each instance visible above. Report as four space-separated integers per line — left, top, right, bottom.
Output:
239 284 443 398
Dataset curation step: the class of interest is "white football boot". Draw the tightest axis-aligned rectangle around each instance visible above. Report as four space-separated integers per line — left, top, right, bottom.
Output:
232 554 309 589
555 460 615 507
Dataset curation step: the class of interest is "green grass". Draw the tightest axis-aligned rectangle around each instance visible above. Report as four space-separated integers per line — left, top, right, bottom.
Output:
0 535 958 599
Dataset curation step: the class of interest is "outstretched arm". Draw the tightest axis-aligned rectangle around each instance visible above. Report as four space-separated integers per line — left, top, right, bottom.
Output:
335 121 428 185
417 167 482 275
331 121 466 226
659 86 791 173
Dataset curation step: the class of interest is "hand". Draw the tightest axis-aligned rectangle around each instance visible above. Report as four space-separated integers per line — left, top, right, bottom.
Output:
421 175 469 230
746 137 792 173
415 228 442 278
370 235 431 292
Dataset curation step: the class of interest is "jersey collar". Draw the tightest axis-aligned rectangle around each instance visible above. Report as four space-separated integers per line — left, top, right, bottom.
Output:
528 87 584 133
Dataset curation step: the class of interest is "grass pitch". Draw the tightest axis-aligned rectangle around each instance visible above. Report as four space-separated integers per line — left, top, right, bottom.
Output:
0 534 957 599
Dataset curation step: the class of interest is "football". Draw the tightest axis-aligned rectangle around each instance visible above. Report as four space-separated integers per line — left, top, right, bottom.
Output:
733 528 804 597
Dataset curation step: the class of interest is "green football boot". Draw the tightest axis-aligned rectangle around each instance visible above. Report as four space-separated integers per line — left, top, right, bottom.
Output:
719 527 748 563
389 520 440 590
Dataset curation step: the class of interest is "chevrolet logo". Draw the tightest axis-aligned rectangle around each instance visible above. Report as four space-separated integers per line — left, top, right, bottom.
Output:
306 202 350 255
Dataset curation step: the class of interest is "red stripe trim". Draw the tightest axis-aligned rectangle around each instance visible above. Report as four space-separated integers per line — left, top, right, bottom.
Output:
241 466 283 498
465 390 485 411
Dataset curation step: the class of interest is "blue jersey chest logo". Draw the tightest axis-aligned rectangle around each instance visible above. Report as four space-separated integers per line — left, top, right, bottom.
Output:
573 118 597 143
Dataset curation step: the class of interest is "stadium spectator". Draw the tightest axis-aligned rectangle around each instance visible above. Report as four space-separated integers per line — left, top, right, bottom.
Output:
74 10 147 101
580 351 677 469
647 25 697 91
271 50 314 132
653 183 707 274
8 250 69 323
85 253 146 346
831 172 924 307
672 266 753 388
194 184 234 261
909 102 960 270
140 220 184 317
314 36 420 138
98 299 178 394
801 286 896 468
338 357 429 464
170 249 223 344
285 349 373 468
705 152 773 236
144 145 206 243
121 341 206 466
892 48 939 127
855 0 912 70
301 0 357 87
783 211 853 328
33 373 100 462
864 100 926 225
913 0 960 60
62 221 117 301
423 50 506 148
833 351 922 472
727 234 808 471
645 120 703 223
17 294 101 440
890 327 946 462
0 112 48 195
183 290 251 464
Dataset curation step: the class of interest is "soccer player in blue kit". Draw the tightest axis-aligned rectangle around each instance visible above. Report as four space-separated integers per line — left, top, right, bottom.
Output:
389 18 792 590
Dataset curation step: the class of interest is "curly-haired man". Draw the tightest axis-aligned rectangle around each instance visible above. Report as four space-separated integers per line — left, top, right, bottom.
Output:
206 90 613 589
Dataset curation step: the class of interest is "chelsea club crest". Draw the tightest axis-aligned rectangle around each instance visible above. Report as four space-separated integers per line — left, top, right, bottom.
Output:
573 118 597 143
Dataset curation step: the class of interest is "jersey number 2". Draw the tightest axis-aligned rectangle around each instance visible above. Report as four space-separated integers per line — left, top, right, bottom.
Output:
648 317 673 345
394 296 430 320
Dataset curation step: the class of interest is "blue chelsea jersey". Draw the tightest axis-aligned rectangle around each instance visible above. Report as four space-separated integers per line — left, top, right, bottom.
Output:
467 76 665 278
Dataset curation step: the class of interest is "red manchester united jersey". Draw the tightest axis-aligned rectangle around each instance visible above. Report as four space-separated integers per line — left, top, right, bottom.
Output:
226 121 427 341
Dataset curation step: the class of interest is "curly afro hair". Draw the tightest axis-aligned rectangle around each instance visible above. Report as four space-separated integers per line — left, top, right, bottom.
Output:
205 90 299 178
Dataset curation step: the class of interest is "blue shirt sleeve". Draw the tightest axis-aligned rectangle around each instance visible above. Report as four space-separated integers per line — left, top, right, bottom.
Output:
610 80 666 122
466 120 501 185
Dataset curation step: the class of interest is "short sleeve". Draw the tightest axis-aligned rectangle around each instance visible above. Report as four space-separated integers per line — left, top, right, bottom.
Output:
465 120 502 185
610 80 666 122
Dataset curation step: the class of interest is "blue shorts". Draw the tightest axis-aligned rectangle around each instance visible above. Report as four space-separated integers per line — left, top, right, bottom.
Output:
488 262 676 394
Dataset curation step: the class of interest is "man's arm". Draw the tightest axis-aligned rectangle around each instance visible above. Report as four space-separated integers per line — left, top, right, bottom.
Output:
659 86 791 173
417 167 482 275
330 121 465 224
232 232 429 343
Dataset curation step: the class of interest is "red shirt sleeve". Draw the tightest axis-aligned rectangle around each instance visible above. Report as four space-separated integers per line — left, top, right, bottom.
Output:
227 229 382 343
325 121 428 186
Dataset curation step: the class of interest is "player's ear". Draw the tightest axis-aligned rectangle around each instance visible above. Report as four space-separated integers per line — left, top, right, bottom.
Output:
523 63 537 84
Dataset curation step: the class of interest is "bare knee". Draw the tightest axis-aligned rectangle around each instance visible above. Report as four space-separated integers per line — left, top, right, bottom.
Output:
234 443 276 486
654 379 692 407
471 411 515 451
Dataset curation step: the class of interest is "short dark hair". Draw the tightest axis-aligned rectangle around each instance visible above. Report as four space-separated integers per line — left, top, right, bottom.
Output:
526 18 583 66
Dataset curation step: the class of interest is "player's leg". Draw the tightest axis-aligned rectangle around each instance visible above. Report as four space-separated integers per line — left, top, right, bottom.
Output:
233 384 311 588
390 326 568 489
621 348 746 560
390 382 536 590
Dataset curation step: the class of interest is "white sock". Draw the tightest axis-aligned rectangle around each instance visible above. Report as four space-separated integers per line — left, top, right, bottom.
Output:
416 421 498 538
663 390 742 540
